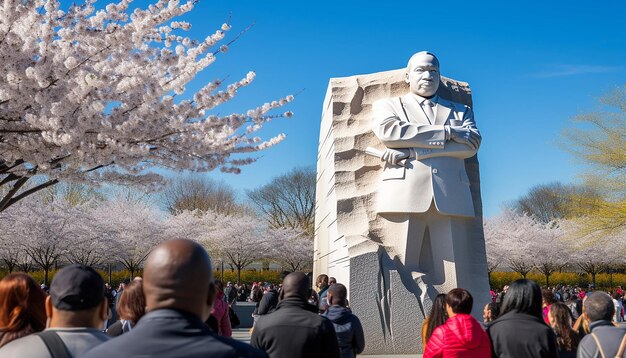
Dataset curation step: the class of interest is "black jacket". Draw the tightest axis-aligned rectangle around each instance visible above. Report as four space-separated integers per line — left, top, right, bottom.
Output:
250 297 341 358
487 311 558 358
254 289 279 315
84 309 267 358
323 305 365 358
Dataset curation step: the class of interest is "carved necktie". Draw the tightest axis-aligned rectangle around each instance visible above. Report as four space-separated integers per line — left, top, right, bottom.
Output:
423 99 435 122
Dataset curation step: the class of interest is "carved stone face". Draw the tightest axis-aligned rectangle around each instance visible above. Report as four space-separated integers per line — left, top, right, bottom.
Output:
405 53 440 98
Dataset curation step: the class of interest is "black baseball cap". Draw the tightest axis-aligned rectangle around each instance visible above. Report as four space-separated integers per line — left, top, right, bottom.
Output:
50 265 105 311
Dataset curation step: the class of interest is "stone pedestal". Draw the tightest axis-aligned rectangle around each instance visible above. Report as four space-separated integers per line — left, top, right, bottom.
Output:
313 68 490 355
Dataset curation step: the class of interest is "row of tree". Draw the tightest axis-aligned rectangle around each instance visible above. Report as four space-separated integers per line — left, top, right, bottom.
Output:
0 194 312 285
485 209 626 287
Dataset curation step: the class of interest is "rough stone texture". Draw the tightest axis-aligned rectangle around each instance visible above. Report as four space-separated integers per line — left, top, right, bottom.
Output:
314 68 490 355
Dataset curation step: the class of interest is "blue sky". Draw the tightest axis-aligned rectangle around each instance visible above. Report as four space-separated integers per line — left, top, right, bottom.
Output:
89 1 626 216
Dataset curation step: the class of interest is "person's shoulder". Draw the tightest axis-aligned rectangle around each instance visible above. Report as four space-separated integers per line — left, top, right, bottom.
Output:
0 333 48 357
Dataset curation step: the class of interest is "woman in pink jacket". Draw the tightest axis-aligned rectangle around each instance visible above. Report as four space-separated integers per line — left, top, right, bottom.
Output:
209 281 232 337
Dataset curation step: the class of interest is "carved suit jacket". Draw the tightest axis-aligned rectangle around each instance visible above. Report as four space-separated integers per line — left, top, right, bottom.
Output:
371 93 480 217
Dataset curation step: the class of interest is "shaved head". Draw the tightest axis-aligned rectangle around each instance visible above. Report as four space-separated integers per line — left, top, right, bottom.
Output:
281 272 310 300
328 283 347 305
143 239 215 320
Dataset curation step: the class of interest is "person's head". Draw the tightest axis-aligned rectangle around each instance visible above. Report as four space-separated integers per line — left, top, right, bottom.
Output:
0 273 47 347
281 272 310 300
613 292 621 300
215 280 224 293
47 265 108 329
119 278 130 290
143 239 216 322
116 280 146 326
315 274 329 290
500 279 543 319
484 302 500 324
542 289 557 307
549 302 580 352
425 294 448 344
329 277 337 286
327 283 348 307
445 288 473 317
549 302 573 328
584 291 614 323
405 51 440 98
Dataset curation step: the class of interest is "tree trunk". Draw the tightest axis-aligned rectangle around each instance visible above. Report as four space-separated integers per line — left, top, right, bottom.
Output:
591 272 597 287
545 273 550 287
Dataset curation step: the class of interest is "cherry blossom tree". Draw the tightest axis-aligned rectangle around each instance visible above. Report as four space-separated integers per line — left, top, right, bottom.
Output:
91 197 165 277
0 0 293 212
64 209 117 267
0 224 27 272
269 227 313 272
1 198 78 284
564 220 626 287
201 212 270 283
484 210 534 278
485 210 571 285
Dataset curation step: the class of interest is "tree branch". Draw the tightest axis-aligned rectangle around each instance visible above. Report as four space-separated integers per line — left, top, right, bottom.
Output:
0 178 59 212
0 176 30 212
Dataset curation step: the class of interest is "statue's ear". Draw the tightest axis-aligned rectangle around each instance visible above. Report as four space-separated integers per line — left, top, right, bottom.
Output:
404 72 410 84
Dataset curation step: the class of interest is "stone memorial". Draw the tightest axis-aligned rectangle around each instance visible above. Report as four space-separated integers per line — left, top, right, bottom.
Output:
313 52 490 355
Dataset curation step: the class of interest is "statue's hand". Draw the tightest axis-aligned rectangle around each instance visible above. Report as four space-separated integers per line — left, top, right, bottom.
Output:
381 148 410 166
450 126 480 150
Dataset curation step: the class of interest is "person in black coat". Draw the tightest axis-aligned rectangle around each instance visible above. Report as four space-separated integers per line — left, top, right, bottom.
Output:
84 239 267 358
254 285 279 316
487 279 558 358
323 283 365 358
251 272 341 358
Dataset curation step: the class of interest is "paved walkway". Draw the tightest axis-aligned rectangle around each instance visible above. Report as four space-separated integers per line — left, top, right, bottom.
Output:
232 328 423 357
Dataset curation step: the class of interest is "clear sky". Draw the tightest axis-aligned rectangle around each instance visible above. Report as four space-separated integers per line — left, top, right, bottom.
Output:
82 0 626 216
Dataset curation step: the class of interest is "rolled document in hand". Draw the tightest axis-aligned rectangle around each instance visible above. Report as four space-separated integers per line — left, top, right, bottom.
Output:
365 147 384 158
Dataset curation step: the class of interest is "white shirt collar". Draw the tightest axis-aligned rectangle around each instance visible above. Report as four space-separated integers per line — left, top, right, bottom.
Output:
410 93 439 106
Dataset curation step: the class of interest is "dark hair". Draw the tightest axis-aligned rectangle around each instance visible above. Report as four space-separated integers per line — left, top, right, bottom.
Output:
542 289 557 305
316 274 329 288
500 279 543 319
485 302 500 322
425 294 448 344
116 280 146 325
214 280 224 292
0 273 47 348
327 283 347 307
584 292 614 322
446 288 473 314
550 302 580 352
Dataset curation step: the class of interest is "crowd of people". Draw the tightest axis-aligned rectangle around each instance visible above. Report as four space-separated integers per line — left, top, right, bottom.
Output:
1 241 626 357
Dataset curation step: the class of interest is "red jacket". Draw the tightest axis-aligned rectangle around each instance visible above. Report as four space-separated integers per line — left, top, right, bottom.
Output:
423 314 491 358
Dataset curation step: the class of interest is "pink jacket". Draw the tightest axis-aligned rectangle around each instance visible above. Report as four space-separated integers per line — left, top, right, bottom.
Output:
211 291 232 337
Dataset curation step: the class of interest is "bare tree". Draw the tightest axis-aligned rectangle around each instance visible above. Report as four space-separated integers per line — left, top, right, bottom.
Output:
163 176 241 215
247 167 315 237
512 182 601 223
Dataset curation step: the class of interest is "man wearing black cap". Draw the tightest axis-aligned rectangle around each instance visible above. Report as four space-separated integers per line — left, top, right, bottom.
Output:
0 264 110 357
